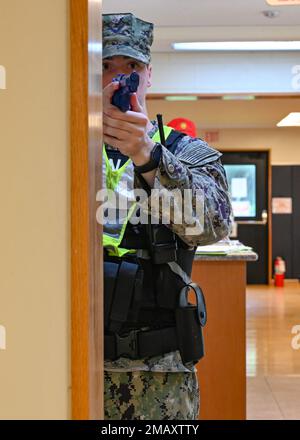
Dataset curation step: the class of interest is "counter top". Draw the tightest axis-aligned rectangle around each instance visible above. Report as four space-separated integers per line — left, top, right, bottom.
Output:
194 251 258 261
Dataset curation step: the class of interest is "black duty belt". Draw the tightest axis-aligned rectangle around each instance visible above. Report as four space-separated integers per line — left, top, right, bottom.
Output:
105 326 178 361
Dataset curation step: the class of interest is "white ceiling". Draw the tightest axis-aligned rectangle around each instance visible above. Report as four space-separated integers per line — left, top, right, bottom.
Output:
103 0 300 51
103 0 300 26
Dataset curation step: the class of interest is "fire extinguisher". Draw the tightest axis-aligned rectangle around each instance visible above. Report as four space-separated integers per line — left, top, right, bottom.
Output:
274 256 286 287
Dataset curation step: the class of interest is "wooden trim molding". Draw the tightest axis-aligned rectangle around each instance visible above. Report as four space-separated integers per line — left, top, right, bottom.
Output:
70 0 103 419
268 150 273 285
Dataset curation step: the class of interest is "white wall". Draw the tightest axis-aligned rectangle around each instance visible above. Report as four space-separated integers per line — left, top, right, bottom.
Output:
151 52 300 94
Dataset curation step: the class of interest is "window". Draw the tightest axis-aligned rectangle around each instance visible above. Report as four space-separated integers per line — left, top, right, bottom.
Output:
224 164 256 218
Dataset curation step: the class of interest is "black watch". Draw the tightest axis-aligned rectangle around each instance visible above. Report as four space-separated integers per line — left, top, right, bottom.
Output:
133 142 162 174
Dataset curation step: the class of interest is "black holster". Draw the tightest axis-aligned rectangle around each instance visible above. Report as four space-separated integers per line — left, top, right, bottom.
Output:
175 282 207 364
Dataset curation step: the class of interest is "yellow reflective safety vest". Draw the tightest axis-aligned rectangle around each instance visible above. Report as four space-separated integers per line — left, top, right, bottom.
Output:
102 125 173 257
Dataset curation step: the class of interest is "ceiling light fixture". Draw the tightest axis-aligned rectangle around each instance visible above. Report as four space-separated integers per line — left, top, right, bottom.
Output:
266 0 300 5
277 112 300 127
165 96 198 101
222 95 256 101
173 41 300 51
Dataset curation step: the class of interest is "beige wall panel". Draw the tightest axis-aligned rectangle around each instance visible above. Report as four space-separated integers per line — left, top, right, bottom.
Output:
147 99 300 164
202 128 300 165
0 0 70 419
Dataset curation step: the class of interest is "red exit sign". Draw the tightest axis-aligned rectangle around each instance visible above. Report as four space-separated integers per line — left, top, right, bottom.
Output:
204 131 219 143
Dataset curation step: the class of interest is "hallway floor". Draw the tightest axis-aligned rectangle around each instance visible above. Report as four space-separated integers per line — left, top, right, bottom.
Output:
247 281 300 419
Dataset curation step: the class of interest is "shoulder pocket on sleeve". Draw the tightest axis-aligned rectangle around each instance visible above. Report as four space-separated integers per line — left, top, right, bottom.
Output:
178 139 222 167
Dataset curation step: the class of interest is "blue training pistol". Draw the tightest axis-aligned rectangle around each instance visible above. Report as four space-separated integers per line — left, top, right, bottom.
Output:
111 72 140 112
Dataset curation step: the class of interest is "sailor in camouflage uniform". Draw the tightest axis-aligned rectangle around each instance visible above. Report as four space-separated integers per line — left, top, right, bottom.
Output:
102 13 233 420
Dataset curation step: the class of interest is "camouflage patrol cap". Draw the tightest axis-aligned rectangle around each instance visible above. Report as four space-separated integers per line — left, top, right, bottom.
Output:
103 13 154 64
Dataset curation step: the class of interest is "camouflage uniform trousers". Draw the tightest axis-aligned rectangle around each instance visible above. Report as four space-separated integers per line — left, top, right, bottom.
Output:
104 370 200 420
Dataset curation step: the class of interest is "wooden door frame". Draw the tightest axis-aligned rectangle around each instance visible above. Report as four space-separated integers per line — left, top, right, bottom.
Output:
70 0 103 419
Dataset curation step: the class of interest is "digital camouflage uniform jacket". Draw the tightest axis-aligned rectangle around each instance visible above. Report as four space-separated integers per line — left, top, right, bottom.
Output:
104 121 233 373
